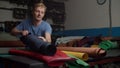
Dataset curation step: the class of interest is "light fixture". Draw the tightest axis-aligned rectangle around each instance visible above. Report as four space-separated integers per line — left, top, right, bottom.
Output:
97 0 106 5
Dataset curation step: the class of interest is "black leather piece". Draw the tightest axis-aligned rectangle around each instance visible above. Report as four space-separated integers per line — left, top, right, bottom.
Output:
39 44 57 56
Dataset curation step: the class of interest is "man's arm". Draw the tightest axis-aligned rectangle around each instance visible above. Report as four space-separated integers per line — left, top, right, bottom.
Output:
45 32 52 43
38 32 52 43
11 27 22 36
11 27 29 36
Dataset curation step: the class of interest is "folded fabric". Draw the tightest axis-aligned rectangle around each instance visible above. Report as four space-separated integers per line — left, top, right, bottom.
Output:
99 40 119 50
77 35 102 47
9 49 75 67
62 51 88 61
66 54 90 68
76 37 91 47
57 47 106 58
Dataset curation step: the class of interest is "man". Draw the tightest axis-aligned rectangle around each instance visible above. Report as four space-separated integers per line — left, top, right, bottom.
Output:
11 3 56 55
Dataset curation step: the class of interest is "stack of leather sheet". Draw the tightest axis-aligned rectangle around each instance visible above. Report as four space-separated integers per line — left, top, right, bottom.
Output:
9 49 75 67
0 32 25 47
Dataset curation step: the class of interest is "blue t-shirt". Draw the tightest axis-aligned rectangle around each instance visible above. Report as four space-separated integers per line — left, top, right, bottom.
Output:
16 19 52 37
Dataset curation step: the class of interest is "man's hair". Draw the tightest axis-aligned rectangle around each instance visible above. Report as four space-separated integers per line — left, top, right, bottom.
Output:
33 3 47 11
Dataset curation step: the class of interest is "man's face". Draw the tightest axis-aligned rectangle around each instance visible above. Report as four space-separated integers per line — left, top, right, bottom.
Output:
33 7 45 21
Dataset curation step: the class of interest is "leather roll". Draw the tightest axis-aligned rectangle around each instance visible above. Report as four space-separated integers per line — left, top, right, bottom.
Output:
62 51 88 61
57 47 106 58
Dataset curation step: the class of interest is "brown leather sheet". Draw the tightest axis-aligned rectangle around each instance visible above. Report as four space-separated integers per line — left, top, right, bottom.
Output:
0 41 25 47
88 57 120 66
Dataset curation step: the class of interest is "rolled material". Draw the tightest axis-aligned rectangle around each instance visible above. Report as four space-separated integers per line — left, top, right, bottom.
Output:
57 47 106 58
62 51 88 61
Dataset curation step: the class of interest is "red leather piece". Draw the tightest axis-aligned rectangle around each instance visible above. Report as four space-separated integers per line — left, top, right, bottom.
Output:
9 49 75 67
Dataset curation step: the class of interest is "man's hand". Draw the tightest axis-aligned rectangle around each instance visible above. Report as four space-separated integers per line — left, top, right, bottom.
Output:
22 30 29 36
38 36 46 42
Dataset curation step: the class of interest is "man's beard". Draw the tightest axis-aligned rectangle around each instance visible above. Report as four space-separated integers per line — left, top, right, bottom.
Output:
35 17 42 21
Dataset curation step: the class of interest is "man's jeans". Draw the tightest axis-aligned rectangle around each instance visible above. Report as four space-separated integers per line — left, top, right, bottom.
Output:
20 35 56 56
